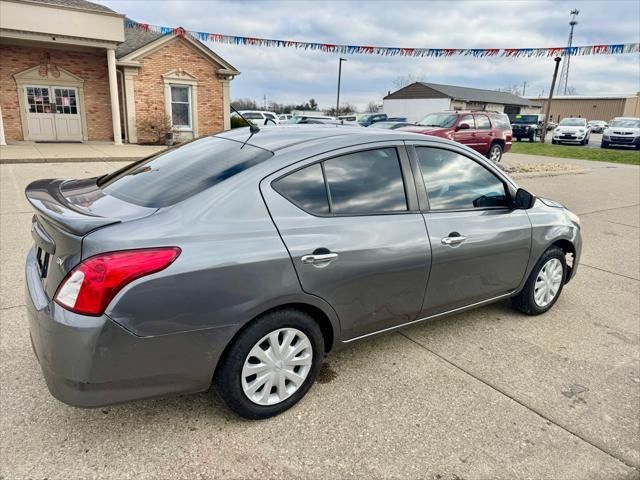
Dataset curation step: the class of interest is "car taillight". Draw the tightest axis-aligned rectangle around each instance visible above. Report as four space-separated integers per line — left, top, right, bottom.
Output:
54 247 181 316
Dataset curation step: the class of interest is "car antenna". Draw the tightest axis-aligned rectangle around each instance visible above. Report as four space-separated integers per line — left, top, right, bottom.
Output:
230 105 260 149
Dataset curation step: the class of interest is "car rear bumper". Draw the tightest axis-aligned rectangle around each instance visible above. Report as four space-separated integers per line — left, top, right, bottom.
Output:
25 247 227 408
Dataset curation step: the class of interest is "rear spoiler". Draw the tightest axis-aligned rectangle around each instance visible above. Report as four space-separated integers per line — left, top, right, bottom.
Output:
25 178 120 236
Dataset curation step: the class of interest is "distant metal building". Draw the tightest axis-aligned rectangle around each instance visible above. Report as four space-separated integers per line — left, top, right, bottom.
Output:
528 93 640 122
383 82 539 122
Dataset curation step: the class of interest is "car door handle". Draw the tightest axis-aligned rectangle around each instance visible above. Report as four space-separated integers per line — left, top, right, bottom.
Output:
301 253 339 266
441 235 467 246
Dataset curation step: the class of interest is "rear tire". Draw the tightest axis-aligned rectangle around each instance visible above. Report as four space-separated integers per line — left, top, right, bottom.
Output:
214 309 324 419
487 142 503 162
511 246 566 315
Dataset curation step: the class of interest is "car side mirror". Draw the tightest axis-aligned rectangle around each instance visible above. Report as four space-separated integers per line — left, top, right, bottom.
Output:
513 188 536 209
456 123 470 131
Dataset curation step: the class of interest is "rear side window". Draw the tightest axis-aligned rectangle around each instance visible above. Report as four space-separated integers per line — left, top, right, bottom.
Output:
273 163 329 215
475 115 491 129
100 136 273 208
273 147 408 216
492 114 512 130
416 147 508 210
324 148 407 214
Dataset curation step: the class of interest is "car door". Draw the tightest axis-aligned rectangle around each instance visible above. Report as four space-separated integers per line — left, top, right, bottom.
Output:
473 114 493 154
451 114 478 150
407 143 532 316
261 144 431 340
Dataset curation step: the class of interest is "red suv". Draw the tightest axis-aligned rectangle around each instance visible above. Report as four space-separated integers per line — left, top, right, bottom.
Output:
402 111 512 162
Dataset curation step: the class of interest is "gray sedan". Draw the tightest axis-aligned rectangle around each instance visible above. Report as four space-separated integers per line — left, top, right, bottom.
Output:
25 126 582 419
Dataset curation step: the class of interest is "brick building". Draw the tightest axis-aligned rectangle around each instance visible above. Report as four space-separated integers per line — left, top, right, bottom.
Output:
0 0 239 145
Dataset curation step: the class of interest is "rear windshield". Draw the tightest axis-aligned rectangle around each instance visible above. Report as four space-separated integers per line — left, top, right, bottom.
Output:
99 136 273 208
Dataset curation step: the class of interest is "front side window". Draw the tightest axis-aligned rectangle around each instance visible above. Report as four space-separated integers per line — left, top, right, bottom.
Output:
475 115 491 129
273 148 408 216
170 85 191 128
458 115 475 129
416 147 508 210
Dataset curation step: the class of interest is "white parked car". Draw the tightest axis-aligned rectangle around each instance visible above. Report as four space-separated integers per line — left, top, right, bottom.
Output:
602 117 640 149
278 114 293 122
552 118 591 145
236 110 279 125
285 115 336 124
587 120 608 133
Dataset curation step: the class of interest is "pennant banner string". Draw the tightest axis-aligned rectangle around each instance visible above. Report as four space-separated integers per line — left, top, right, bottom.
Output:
125 19 639 58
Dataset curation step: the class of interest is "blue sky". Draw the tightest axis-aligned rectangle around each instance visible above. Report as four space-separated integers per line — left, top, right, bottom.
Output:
99 0 640 110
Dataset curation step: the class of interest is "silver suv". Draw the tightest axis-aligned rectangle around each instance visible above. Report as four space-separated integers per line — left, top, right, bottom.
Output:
25 127 582 419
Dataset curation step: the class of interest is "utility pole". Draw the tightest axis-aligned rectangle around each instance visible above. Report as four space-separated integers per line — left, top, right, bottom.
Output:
557 9 579 95
522 80 527 96
336 58 347 117
541 57 562 144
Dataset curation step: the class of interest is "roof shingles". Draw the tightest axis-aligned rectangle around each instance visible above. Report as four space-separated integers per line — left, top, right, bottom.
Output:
26 0 116 13
385 82 533 107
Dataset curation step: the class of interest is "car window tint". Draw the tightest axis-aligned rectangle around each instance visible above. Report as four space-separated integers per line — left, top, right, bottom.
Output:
459 114 475 129
416 147 508 210
475 115 491 129
323 148 407 214
100 136 273 208
273 163 329 215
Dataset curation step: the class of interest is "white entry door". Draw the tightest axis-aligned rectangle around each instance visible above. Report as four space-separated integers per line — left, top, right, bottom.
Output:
52 87 82 141
25 86 56 141
24 85 83 141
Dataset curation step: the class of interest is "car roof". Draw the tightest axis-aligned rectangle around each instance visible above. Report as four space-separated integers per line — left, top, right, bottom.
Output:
215 125 432 152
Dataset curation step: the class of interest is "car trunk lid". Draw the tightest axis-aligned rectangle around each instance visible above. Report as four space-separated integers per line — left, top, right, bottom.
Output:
26 177 157 299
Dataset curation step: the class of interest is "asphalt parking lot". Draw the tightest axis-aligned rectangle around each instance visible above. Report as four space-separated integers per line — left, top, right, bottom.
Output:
1 154 639 480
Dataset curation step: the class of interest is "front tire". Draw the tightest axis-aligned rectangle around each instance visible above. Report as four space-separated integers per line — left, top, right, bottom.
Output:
601 141 609 148
511 246 566 315
214 309 324 419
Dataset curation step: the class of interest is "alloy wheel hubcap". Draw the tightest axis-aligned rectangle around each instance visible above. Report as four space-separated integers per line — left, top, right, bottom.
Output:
534 258 563 307
241 328 313 406
490 146 501 161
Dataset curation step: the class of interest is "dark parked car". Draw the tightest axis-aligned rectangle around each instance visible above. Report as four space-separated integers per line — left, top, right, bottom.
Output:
401 111 512 162
357 113 389 126
509 114 542 142
26 126 581 419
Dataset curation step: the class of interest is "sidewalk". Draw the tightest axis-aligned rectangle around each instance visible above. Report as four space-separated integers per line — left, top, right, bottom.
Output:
0 142 166 164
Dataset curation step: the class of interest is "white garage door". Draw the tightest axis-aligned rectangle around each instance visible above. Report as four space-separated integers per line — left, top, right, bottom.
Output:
25 85 83 142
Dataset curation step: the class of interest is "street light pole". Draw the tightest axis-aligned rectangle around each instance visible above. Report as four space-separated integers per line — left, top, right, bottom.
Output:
540 56 562 144
336 58 347 117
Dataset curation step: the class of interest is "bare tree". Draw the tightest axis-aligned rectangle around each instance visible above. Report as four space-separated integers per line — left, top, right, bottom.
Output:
499 85 523 96
231 98 258 110
325 103 357 117
392 74 426 89
365 101 381 113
